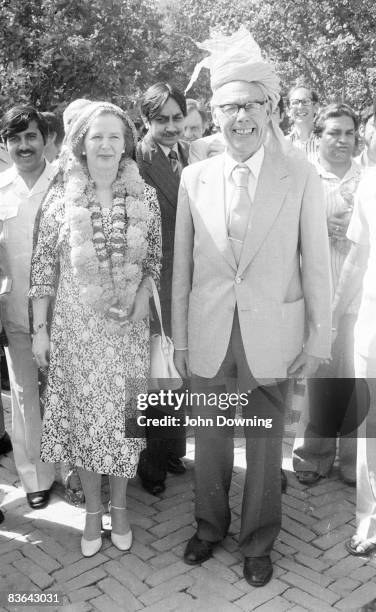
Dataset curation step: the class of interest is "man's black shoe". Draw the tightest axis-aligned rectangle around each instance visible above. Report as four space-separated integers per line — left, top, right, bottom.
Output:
140 479 165 496
26 490 50 509
167 456 186 475
243 555 273 587
184 534 217 565
0 432 12 455
281 468 287 493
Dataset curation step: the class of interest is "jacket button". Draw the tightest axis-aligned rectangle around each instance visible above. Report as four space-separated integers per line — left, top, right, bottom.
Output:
235 277 242 284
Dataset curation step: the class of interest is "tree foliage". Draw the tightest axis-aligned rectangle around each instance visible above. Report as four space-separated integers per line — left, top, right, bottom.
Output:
0 0 375 114
162 0 376 112
0 0 166 111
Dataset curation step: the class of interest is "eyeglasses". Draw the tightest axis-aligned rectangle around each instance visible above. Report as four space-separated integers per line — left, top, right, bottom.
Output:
290 99 313 107
218 101 267 117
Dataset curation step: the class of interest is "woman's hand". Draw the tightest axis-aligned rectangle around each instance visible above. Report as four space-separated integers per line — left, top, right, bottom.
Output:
32 328 50 369
128 286 150 322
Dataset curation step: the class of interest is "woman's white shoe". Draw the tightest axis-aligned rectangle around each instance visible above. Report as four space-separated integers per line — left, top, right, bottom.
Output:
81 509 103 557
110 504 133 551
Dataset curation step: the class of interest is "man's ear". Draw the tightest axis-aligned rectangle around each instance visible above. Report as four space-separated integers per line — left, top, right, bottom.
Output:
47 131 57 145
266 99 273 117
212 107 220 128
141 115 149 130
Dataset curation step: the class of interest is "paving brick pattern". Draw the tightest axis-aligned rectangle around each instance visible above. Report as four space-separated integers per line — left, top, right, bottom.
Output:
1 390 376 611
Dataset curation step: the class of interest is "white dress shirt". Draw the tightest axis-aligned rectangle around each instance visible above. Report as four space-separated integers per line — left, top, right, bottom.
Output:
223 145 264 227
0 161 56 333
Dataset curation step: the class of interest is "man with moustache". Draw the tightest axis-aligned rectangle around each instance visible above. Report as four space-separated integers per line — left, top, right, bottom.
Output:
0 105 55 508
136 83 189 496
172 27 331 586
293 103 361 486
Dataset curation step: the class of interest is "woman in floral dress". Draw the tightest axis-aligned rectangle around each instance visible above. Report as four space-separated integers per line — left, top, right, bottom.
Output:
30 102 161 557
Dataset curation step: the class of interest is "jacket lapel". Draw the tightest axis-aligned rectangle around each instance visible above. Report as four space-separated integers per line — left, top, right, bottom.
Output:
197 154 237 271
139 135 180 210
237 149 290 275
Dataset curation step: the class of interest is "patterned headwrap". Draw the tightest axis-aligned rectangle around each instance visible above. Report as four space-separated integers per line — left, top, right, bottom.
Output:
63 98 92 133
66 101 138 160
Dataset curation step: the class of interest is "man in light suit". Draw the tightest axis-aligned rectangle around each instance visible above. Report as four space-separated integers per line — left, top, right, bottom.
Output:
136 82 189 496
172 28 332 587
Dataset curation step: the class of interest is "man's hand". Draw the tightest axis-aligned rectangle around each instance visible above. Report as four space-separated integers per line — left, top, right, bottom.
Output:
327 210 352 240
287 351 323 379
128 286 150 322
174 349 191 379
32 329 50 369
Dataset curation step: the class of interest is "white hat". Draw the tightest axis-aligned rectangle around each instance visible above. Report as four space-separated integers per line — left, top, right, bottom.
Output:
185 26 280 111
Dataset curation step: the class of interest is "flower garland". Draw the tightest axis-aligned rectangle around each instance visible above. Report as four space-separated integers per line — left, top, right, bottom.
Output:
66 156 150 335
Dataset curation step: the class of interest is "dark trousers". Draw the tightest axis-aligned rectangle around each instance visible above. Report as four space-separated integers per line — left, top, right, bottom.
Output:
137 399 186 484
191 311 288 557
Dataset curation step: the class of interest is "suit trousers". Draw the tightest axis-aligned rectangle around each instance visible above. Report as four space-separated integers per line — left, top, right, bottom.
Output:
191 310 288 557
4 330 54 493
353 354 376 543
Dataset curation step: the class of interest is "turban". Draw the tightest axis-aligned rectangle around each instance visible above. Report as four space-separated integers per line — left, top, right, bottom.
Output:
185 26 280 111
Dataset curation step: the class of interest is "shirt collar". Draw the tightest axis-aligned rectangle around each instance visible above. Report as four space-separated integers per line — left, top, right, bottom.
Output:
159 143 179 158
314 158 360 182
224 145 265 181
0 159 55 191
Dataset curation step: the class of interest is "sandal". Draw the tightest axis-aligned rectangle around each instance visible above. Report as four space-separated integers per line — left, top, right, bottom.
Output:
345 537 376 557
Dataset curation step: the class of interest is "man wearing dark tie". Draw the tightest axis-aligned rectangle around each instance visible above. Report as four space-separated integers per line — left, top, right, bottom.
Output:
136 83 189 496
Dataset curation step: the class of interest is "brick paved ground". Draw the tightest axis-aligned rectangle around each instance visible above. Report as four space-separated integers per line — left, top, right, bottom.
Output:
1 388 376 612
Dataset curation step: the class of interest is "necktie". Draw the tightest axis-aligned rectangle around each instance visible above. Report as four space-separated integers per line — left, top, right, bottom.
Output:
229 164 251 264
168 149 180 175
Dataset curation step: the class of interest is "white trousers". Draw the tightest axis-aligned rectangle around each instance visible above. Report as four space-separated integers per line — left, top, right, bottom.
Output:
354 353 376 542
4 329 54 493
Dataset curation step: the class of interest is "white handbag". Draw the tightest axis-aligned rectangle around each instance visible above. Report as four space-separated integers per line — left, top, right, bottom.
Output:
149 278 183 391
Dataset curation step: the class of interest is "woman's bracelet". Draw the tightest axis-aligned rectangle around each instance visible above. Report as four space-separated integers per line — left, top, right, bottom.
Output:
175 347 188 351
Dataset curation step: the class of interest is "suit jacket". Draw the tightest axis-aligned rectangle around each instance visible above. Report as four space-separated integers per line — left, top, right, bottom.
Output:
189 132 225 164
136 133 189 335
172 148 332 381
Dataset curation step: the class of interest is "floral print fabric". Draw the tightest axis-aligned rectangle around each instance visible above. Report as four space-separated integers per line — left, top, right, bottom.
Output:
30 181 161 477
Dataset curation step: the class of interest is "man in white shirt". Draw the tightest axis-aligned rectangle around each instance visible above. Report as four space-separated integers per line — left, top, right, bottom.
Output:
286 84 320 164
293 103 361 487
0 105 55 508
172 27 331 587
355 110 376 170
332 168 376 555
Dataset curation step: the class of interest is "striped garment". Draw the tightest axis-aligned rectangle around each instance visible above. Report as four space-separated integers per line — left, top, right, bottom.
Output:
286 130 320 164
314 159 361 311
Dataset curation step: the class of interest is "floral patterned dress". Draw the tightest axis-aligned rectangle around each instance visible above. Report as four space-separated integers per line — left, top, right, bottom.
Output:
30 181 161 477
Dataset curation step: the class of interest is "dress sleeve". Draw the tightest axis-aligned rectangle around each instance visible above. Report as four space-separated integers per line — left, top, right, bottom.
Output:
29 184 64 299
142 185 162 284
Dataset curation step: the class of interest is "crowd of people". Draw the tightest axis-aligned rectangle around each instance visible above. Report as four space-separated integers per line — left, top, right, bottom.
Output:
1 25 376 587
